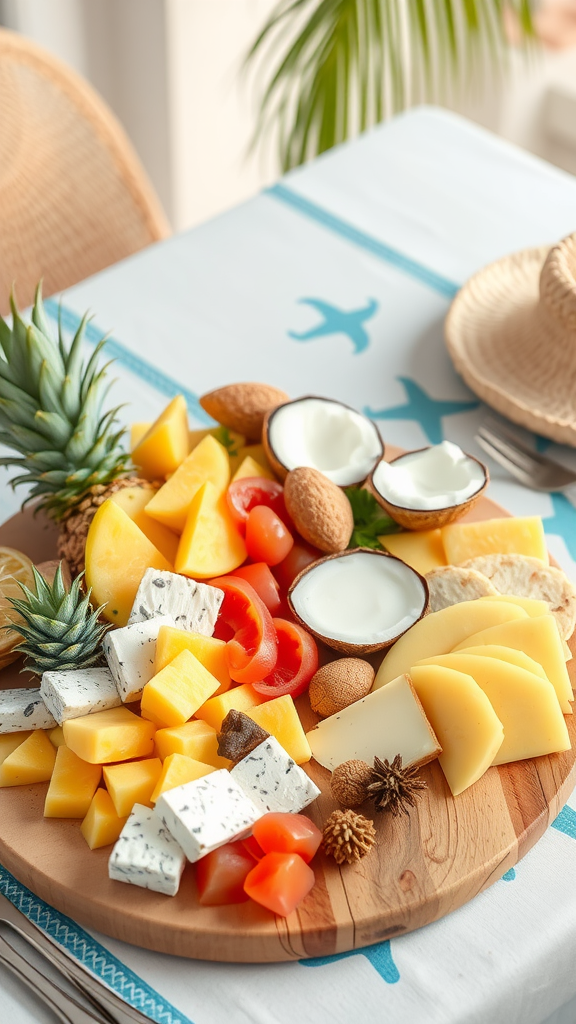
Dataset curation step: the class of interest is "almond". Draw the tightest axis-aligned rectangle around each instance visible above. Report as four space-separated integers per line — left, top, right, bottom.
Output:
284 467 353 553
199 383 289 441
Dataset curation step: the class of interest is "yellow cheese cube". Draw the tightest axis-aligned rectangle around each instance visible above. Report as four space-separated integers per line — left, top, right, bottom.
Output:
375 599 528 688
247 695 312 765
131 395 189 480
103 758 162 817
154 720 231 768
0 731 31 763
175 481 247 579
415 653 570 764
380 529 447 576
49 726 65 748
130 422 152 451
150 753 215 802
80 789 128 850
195 683 265 732
154 626 232 695
453 614 573 714
441 516 548 566
0 731 56 787
145 435 230 533
232 455 275 483
63 707 156 764
44 745 102 817
409 665 504 795
141 649 221 728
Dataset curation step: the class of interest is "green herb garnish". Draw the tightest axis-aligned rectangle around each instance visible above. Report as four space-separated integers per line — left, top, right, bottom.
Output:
345 487 402 550
214 426 240 458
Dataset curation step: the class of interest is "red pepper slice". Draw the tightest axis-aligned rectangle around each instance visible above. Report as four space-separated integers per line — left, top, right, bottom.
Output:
252 617 318 699
209 576 278 684
229 563 281 614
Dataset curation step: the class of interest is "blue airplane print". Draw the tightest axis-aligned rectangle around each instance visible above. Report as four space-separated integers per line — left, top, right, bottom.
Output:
288 297 379 355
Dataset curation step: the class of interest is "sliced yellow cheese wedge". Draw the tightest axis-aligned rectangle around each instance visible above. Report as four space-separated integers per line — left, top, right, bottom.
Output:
479 594 550 617
453 615 573 714
374 599 528 689
379 528 446 576
459 644 549 681
0 730 56 787
414 654 570 764
409 665 504 796
441 516 548 565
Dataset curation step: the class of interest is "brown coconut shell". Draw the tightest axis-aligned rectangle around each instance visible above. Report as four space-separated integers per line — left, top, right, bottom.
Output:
288 547 429 655
367 448 489 531
199 383 290 441
283 467 354 553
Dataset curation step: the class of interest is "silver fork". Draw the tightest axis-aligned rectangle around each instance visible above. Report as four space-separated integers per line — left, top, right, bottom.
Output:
476 419 576 509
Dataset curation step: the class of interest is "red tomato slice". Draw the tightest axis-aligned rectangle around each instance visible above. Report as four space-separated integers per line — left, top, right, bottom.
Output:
245 506 294 566
244 852 315 917
273 541 321 593
252 813 322 863
209 575 278 683
253 618 318 698
230 563 281 614
196 841 255 906
227 477 289 530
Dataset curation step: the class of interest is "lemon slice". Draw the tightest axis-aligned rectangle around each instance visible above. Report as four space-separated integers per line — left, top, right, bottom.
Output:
0 547 35 668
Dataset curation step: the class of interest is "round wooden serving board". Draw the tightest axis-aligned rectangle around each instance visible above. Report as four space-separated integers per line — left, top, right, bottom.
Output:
0 477 575 962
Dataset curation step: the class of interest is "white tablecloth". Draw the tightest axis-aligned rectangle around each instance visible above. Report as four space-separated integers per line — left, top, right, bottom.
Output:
2 106 576 1024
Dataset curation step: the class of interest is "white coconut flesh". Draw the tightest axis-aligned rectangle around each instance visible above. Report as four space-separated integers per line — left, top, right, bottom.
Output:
267 398 383 486
372 441 486 511
290 550 427 646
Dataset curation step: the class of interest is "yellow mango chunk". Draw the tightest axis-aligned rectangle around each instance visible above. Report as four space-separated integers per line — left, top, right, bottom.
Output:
130 422 152 451
415 654 570 764
63 707 155 765
410 665 504 796
0 730 56 787
453 614 573 714
80 788 128 850
44 745 102 817
154 720 231 768
175 481 247 579
247 695 312 765
103 758 162 817
154 626 231 696
110 486 179 564
141 649 221 728
0 731 31 763
195 682 265 732
374 599 528 688
132 395 189 480
85 500 173 626
380 529 447 576
150 753 215 803
442 516 548 566
232 455 275 483
189 426 245 457
49 726 65 748
235 444 273 475
145 435 230 533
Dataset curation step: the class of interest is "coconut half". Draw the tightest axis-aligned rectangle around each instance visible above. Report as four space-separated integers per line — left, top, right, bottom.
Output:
263 396 384 486
288 548 428 655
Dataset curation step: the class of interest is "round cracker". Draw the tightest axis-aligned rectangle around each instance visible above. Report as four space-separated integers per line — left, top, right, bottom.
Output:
425 566 498 613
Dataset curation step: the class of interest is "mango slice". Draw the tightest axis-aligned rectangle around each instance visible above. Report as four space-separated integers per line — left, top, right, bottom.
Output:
0 730 56 787
130 422 151 451
154 720 231 769
379 528 447 576
141 649 221 728
154 626 232 695
131 395 189 479
81 789 128 850
189 426 245 459
110 485 179 564
195 682 265 732
441 516 548 565
175 481 247 578
232 455 275 483
44 745 102 817
85 499 172 626
145 435 230 533
247 695 312 765
63 707 155 764
103 758 163 816
150 753 215 803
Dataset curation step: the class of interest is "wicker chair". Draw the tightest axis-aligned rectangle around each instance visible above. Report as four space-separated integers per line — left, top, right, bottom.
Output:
0 27 170 314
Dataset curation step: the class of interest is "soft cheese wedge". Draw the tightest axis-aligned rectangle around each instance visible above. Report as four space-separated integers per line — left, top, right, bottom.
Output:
374 599 528 688
413 654 570 764
453 615 573 713
409 665 504 795
306 673 441 773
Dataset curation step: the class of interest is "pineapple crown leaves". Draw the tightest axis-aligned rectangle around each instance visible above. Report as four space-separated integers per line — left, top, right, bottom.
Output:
0 284 130 519
6 562 110 676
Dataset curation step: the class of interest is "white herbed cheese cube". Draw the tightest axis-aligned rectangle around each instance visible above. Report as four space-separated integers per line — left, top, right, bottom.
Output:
109 803 186 896
156 769 261 863
103 614 174 703
230 736 321 815
40 668 121 725
128 568 223 635
0 688 57 733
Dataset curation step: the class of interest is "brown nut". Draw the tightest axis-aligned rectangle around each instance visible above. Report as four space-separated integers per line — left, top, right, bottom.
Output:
330 759 373 807
284 467 353 554
199 383 289 441
309 658 375 717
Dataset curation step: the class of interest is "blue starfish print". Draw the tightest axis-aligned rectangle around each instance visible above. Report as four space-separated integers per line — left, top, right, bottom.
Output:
543 492 576 562
288 297 378 354
365 377 480 445
301 938 400 983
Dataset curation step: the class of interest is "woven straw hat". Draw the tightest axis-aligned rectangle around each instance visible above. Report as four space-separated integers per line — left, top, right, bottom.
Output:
445 232 576 446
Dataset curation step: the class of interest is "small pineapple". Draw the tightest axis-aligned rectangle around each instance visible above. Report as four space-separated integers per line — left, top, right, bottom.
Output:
0 285 154 575
8 563 109 675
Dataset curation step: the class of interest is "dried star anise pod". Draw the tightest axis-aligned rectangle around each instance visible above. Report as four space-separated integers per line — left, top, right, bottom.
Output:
367 754 427 816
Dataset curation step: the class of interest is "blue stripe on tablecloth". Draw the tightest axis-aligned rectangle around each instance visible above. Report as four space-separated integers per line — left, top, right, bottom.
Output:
0 864 194 1024
265 183 460 300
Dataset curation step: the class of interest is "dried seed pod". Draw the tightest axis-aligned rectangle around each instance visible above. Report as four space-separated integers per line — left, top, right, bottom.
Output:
330 759 373 808
217 710 270 764
322 809 376 865
309 658 375 717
